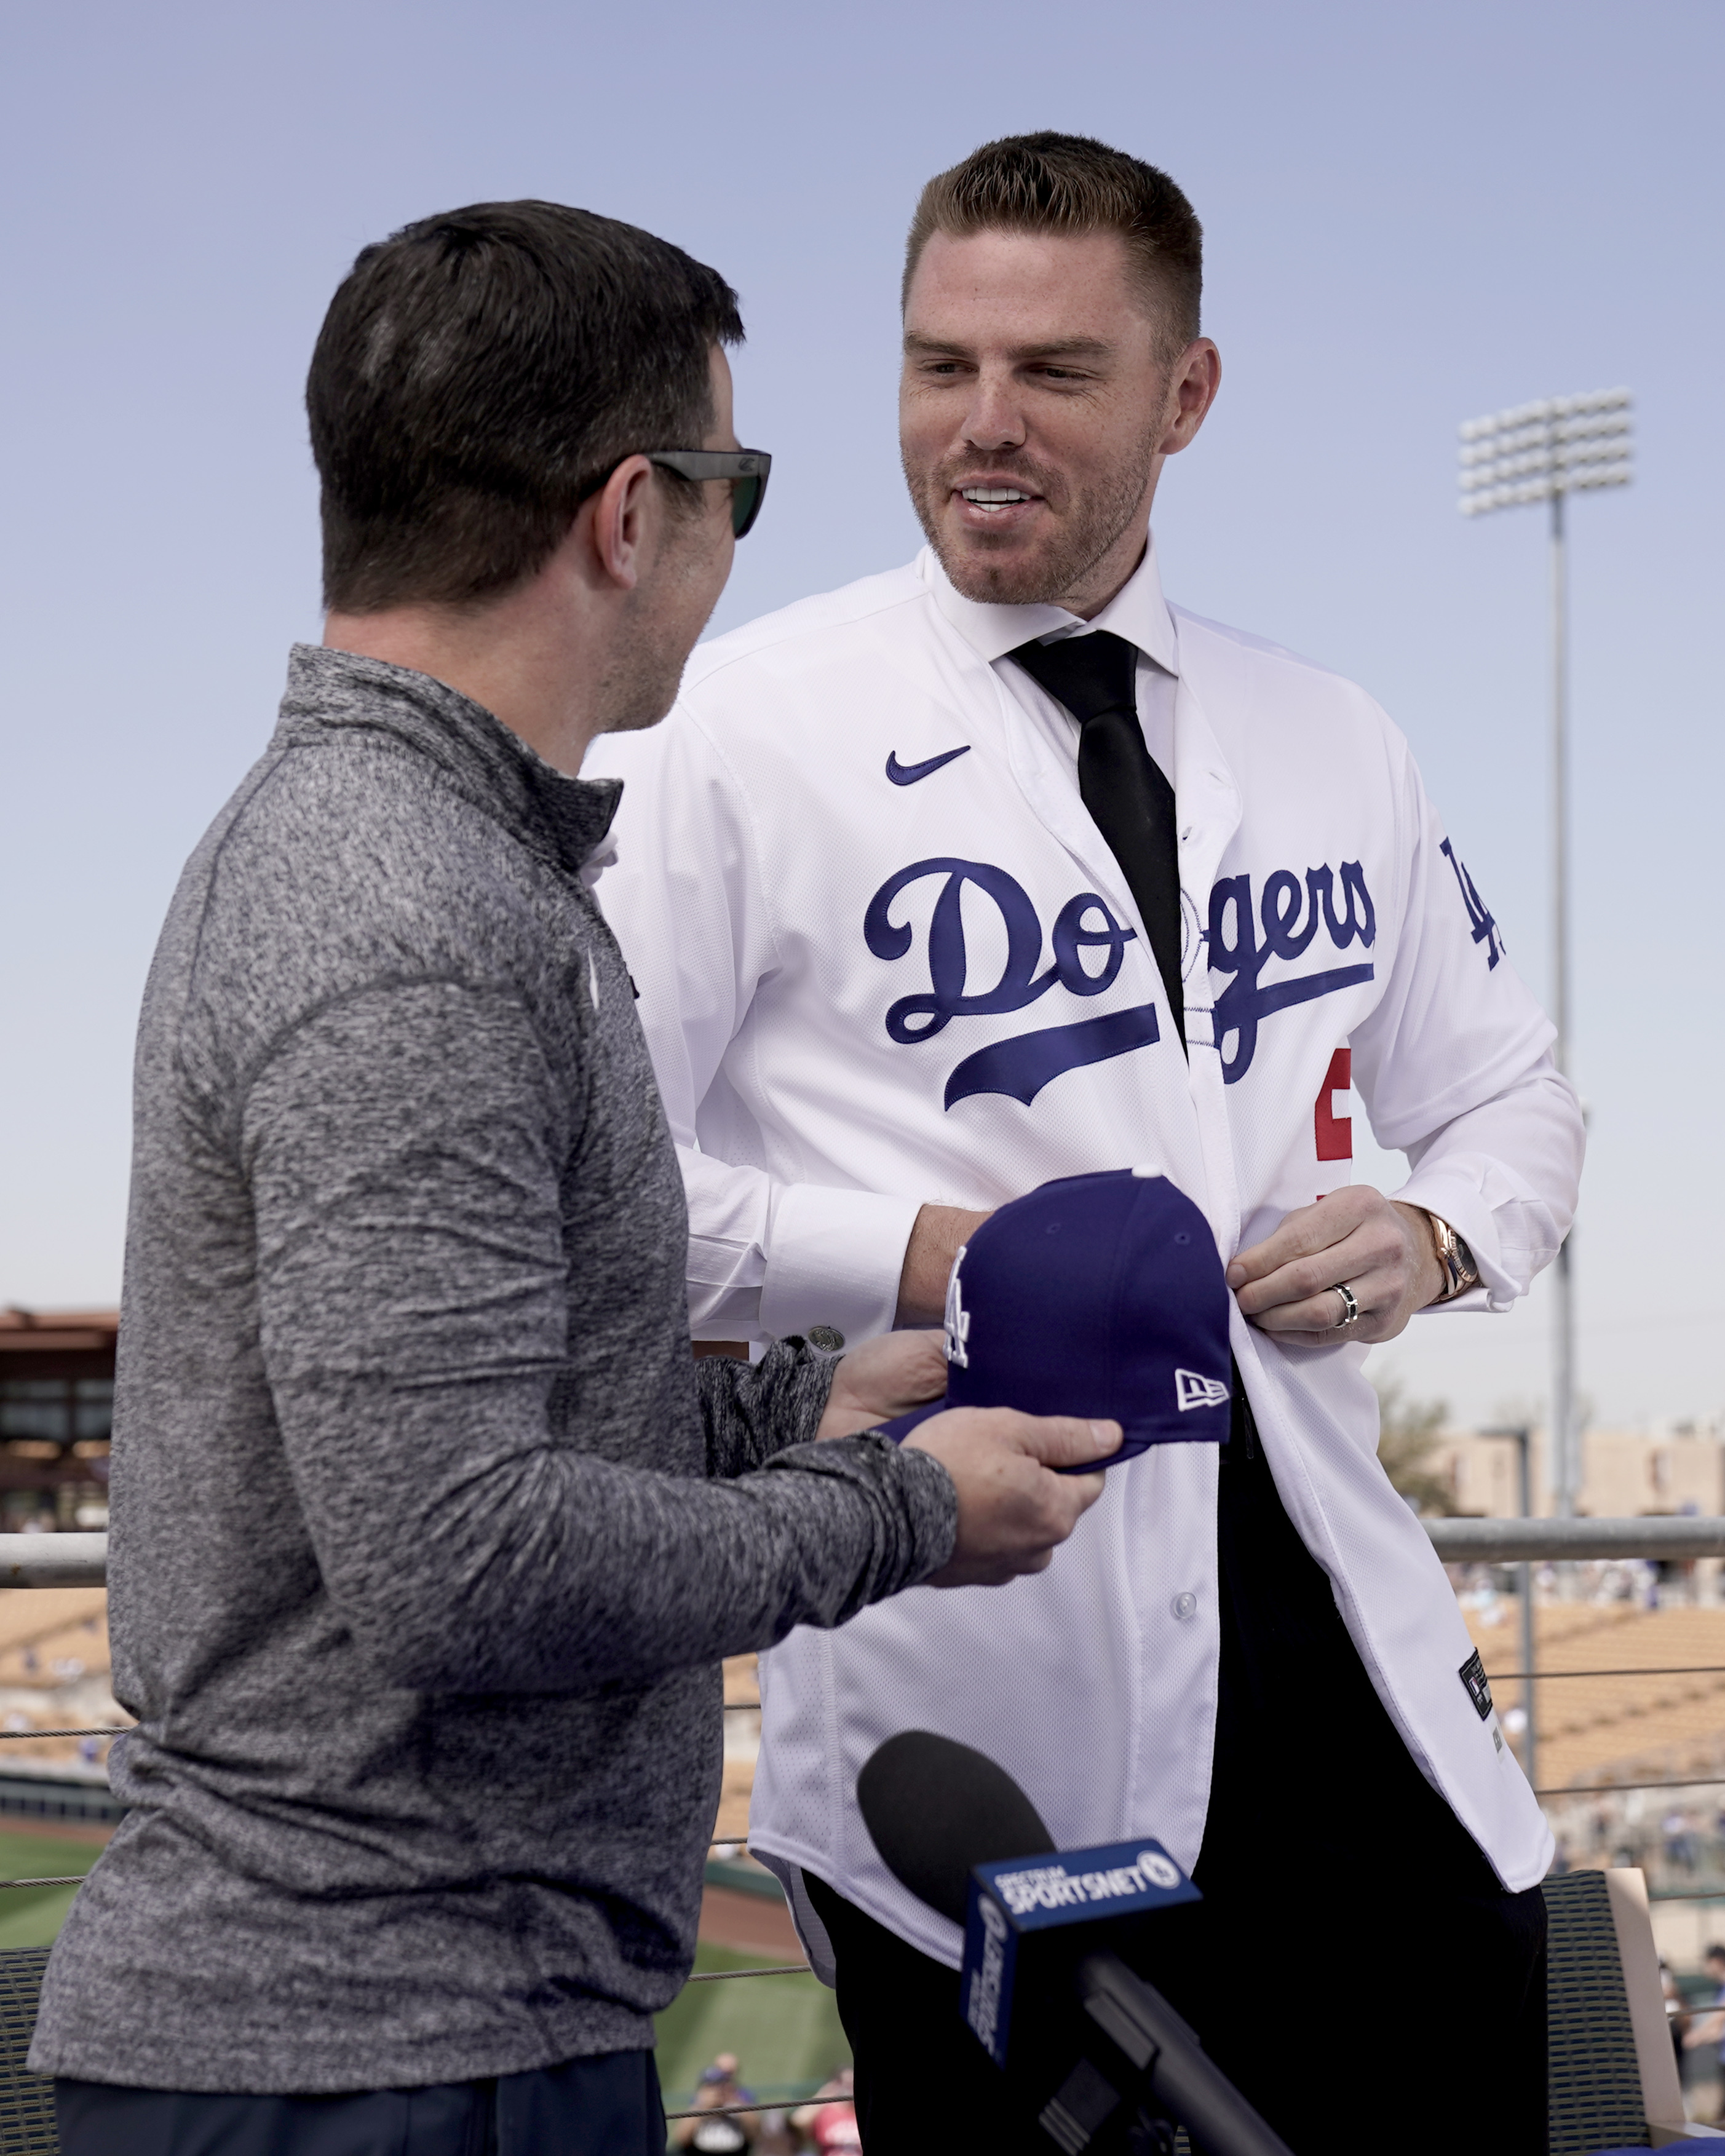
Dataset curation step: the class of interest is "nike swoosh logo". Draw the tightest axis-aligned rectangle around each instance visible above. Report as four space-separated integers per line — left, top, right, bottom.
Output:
886 746 972 787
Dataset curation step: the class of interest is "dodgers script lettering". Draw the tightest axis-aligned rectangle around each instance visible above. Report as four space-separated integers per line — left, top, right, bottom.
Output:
864 854 1382 1104
863 859 1158 1109
1207 862 1376 1083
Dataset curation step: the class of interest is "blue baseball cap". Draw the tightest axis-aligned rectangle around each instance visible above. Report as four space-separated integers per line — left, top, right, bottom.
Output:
876 1167 1232 1470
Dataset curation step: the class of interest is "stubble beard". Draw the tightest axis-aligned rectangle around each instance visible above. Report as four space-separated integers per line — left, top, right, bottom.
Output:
595 605 690 735
593 516 723 737
905 419 1162 610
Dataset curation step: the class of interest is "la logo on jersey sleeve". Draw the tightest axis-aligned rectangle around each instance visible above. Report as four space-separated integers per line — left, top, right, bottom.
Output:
1439 839 1504 969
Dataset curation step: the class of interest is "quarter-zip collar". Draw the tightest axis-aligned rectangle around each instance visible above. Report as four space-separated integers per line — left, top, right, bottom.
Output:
274 643 622 881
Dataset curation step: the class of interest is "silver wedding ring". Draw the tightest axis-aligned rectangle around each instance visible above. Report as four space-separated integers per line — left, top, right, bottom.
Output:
1331 1284 1360 1328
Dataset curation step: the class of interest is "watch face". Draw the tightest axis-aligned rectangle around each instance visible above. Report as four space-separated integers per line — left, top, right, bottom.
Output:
1428 1214 1477 1299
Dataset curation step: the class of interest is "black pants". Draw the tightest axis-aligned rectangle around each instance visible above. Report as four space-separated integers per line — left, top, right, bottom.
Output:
55 2047 665 2156
808 1401 1547 2155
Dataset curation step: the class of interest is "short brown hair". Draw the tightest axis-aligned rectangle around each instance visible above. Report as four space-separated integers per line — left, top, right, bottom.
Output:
903 133 1202 351
308 200 743 614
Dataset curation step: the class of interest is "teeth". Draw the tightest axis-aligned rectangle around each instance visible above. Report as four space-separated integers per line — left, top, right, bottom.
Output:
963 487 1028 503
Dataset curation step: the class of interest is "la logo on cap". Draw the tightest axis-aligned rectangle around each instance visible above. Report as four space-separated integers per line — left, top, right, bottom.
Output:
943 1252 971 1369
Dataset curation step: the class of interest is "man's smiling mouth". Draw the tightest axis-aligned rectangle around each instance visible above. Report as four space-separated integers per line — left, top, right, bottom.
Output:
960 485 1035 514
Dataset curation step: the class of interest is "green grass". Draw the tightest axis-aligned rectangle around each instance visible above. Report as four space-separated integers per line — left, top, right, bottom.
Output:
653 1940 850 2109
0 1832 849 2110
0 1828 104 1951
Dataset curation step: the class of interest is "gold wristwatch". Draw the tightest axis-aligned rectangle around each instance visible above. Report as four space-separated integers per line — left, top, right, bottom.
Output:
1427 1211 1480 1302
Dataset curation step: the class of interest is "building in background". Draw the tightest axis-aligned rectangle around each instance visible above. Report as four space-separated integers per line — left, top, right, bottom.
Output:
1433 1420 1724 1524
0 1309 116 1531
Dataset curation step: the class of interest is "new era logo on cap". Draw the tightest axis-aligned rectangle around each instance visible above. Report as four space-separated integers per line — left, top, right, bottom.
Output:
1176 1369 1229 1413
878 1168 1233 1469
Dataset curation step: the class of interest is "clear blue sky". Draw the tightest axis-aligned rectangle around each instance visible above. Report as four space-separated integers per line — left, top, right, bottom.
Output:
3 0 1719 1436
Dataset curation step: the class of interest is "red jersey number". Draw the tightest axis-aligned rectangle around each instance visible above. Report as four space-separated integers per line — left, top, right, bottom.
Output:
1315 1047 1353 1163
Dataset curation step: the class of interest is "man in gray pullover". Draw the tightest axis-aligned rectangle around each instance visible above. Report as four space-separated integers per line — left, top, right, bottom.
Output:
31 202 1109 2154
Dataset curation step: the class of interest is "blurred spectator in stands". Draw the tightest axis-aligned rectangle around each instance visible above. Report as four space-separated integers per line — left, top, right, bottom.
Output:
753 2105 799 2156
673 2054 756 2151
1665 1809 1699 1874
793 2067 858 2152
791 2067 851 2126
1682 1941 1725 2109
1662 1961 1689 2072
806 2097 860 2154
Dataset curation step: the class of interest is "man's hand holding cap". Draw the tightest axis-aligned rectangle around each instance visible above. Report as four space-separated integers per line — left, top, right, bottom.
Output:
905 1408 1112 1587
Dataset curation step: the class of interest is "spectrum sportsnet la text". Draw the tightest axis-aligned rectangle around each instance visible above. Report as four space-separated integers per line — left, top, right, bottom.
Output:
991 1853 1181 1919
961 1839 1200 2067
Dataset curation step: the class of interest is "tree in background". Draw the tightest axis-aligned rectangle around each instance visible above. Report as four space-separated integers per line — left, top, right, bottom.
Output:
1373 1377 1453 1515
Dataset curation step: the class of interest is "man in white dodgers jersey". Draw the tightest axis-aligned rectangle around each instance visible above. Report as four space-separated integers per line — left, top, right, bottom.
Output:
589 135 1582 2152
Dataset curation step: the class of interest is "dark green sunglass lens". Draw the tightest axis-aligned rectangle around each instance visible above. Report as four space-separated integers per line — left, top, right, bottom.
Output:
731 474 763 538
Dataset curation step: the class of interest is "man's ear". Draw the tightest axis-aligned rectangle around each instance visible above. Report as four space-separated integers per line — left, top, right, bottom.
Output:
586 454 657 590
1157 340 1221 458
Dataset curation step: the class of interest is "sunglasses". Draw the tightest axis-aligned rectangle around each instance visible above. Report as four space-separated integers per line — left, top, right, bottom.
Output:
646 449 772 538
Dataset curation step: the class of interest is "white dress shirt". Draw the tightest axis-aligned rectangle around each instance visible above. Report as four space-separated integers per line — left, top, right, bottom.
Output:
938 539 1180 788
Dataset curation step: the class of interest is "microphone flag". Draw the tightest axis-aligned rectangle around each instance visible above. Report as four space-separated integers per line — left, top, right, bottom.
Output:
962 1840 1200 2071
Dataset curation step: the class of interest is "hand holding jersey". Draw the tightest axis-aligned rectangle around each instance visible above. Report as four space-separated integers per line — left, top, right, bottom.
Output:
1227 1185 1447 1340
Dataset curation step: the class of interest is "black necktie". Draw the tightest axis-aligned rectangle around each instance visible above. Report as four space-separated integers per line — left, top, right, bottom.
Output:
1009 630 1185 1050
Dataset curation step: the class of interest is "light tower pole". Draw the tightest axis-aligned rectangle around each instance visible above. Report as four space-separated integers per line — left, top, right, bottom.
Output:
1457 389 1632 1518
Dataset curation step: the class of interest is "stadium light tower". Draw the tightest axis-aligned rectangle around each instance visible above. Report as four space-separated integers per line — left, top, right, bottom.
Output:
1457 388 1632 1518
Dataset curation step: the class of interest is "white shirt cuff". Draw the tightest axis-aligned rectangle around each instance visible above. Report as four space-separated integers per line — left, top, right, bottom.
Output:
757 1183 925 1347
1390 1171 1517 1313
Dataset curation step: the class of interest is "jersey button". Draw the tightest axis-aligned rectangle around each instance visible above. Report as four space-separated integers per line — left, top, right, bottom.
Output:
1171 1591 1198 1622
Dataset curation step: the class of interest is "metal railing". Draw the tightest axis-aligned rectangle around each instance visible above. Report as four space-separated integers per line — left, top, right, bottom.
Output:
13 1517 1725 1590
12 1532 1725 1928
0 1534 106 1588
9 1521 1725 1805
7 1529 1725 2139
1427 1517 1725 1562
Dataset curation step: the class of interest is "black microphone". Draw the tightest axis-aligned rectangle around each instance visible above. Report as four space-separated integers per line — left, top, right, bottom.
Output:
858 1731 1295 2156
857 1728 1055 1922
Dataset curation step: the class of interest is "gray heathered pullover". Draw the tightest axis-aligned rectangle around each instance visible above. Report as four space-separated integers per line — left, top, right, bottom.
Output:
31 646 956 2093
